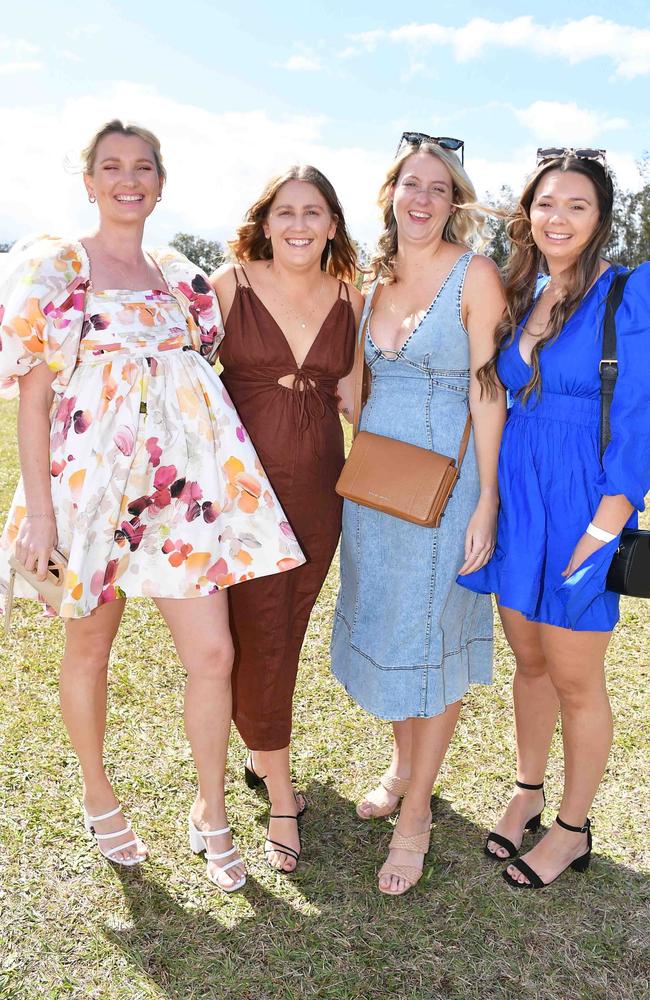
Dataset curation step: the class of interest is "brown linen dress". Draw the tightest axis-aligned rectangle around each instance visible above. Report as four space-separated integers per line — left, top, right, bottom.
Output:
220 267 356 750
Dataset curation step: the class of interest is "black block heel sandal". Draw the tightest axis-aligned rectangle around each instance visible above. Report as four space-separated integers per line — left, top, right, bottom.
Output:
484 780 546 861
244 755 266 792
502 815 592 889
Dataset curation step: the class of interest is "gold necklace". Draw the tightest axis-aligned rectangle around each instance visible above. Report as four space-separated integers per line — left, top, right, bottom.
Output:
278 274 326 330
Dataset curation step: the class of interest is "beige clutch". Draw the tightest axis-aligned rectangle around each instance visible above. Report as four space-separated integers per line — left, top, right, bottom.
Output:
4 549 67 630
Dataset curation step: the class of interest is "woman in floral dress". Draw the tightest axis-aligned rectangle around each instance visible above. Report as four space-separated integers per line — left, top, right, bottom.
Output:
0 120 303 892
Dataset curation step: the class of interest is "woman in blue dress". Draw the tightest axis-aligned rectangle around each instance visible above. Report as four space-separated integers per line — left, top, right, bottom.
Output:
331 135 506 895
460 150 650 888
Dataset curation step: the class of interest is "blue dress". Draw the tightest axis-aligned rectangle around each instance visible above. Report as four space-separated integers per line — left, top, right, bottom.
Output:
331 253 493 720
460 263 650 631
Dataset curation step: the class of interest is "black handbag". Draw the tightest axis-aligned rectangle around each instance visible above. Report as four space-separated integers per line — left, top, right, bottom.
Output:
601 270 650 598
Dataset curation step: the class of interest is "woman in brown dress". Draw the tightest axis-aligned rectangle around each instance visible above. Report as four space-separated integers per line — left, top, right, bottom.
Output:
211 166 363 871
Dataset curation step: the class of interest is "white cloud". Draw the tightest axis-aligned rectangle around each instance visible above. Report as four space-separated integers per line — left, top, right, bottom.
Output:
0 60 43 75
279 52 323 72
57 49 83 64
0 33 41 73
0 84 386 248
0 84 644 254
0 35 39 56
344 16 650 78
67 25 101 41
512 101 629 144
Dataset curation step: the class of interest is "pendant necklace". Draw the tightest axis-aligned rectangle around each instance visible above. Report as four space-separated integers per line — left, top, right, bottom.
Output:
285 275 326 330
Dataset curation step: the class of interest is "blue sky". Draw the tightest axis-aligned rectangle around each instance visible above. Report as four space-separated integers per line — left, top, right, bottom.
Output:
1 1 649 247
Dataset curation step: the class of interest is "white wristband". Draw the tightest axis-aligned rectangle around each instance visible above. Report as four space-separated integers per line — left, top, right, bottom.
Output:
586 522 617 543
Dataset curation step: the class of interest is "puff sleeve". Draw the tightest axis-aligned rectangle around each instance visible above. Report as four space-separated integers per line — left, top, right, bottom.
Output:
151 248 225 364
596 262 650 511
0 236 88 399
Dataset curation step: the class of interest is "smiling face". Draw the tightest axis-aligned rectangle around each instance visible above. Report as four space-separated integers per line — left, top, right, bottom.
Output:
84 132 163 225
529 169 601 267
263 179 337 269
391 151 455 245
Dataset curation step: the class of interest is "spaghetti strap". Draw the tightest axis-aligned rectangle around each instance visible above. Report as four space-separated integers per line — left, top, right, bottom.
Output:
339 280 351 303
234 264 252 288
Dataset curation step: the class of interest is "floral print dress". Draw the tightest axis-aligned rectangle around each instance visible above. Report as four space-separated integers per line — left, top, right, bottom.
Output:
0 236 304 618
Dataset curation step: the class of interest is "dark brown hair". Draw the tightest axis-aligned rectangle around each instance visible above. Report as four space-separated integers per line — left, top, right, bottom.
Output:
229 165 357 283
478 155 614 401
81 119 166 183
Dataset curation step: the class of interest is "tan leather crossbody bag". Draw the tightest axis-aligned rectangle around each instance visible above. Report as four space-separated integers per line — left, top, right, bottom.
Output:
335 282 471 528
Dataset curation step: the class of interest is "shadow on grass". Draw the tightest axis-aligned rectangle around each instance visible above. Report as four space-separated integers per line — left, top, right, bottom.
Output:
104 783 650 1000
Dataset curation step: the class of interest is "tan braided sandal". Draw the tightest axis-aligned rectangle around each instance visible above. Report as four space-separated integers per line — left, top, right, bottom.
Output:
356 774 411 820
378 824 431 895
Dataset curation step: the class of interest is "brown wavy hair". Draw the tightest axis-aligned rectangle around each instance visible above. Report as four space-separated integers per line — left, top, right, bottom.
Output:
229 165 357 283
80 119 166 183
478 155 614 402
371 140 489 283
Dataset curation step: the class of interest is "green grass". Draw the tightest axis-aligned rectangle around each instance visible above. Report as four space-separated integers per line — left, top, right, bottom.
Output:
0 398 648 1000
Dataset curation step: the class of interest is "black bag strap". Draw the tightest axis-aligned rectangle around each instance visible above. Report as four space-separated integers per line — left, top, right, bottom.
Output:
600 269 632 458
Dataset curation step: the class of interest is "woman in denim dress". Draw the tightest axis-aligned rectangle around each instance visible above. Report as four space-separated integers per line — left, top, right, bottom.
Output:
331 136 506 894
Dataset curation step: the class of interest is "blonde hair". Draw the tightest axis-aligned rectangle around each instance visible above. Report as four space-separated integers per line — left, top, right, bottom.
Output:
80 119 167 183
372 141 489 282
229 165 357 283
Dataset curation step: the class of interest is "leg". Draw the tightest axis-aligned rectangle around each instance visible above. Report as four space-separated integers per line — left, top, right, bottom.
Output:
486 607 559 858
154 592 245 891
230 566 312 872
249 745 306 872
505 625 611 886
356 720 413 819
379 700 462 894
60 599 146 864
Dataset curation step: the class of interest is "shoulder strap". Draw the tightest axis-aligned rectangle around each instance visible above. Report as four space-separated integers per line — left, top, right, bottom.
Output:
352 281 383 436
339 279 351 303
235 264 252 288
600 269 632 458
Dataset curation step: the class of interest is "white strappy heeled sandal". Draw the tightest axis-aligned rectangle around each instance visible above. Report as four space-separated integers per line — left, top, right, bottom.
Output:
188 814 246 892
83 804 148 866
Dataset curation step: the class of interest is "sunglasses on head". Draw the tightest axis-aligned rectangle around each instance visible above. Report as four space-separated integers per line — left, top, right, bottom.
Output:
396 131 465 165
536 147 608 173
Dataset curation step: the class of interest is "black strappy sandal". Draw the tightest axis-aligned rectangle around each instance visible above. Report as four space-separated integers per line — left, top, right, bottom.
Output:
502 815 592 889
244 755 307 873
484 780 546 861
264 810 304 874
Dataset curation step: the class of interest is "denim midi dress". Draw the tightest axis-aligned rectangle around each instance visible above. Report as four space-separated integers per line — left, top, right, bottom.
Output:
331 252 493 720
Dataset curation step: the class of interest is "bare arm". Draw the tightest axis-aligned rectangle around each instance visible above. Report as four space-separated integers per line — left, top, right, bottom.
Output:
458 256 507 575
209 262 238 327
337 284 365 423
14 363 57 579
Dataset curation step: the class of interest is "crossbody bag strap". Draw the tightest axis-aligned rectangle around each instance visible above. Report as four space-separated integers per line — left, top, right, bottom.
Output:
352 281 384 437
600 269 632 458
456 412 472 471
352 280 472 467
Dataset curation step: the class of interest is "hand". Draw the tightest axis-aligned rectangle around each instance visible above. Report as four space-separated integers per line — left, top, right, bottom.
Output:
561 532 608 578
458 497 498 575
14 514 58 581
